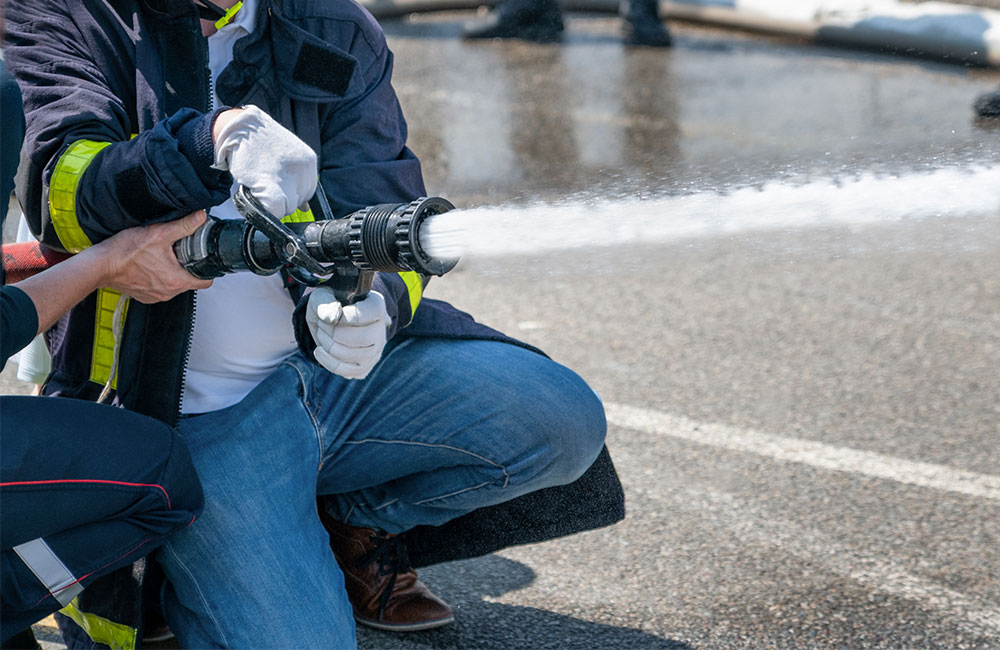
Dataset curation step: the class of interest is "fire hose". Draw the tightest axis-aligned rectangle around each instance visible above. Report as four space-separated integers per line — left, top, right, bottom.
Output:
2 185 460 305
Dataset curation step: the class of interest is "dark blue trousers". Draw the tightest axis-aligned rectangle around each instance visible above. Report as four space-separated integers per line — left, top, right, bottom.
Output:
0 396 203 642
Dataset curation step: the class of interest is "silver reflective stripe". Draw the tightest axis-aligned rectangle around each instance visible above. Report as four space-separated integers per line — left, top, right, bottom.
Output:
13 538 84 606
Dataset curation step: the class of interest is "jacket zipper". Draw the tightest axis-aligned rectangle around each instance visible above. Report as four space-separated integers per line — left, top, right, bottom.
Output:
174 35 214 424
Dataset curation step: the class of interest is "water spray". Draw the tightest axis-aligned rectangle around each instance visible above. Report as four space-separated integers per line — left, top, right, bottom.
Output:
5 166 998 290
417 166 1000 260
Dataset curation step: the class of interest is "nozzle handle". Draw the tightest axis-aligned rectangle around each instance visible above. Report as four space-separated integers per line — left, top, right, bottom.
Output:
233 185 328 278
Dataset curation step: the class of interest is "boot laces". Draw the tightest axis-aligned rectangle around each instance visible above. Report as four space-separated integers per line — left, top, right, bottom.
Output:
357 532 410 619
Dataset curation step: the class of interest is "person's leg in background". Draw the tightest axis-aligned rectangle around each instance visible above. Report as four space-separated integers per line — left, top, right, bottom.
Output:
620 0 671 46
463 0 565 42
0 396 203 643
975 87 1000 118
309 337 607 631
463 0 671 46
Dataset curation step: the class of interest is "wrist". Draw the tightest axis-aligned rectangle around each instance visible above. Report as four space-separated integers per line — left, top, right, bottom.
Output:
212 107 245 145
174 108 232 183
79 243 116 289
55 246 108 296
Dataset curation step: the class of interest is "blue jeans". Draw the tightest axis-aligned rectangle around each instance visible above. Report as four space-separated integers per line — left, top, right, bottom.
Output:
157 337 606 649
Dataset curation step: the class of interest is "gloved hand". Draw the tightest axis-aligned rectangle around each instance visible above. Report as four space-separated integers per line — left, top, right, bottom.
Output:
212 105 317 218
305 287 390 380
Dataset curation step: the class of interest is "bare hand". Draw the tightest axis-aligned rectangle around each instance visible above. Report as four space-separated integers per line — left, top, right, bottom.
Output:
94 211 214 303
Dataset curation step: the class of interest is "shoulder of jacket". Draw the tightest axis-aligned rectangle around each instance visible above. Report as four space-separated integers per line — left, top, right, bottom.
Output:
4 0 106 24
276 0 387 54
16 0 136 16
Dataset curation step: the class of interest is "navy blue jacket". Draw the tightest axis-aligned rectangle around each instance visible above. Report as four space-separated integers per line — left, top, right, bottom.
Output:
1 60 35 369
1 286 36 369
1 59 24 224
6 0 517 425
5 1 623 646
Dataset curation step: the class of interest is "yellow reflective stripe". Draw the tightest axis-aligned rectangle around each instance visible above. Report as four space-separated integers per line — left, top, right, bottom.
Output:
215 1 243 29
49 141 111 253
90 288 128 388
282 207 314 224
399 271 423 317
60 598 137 650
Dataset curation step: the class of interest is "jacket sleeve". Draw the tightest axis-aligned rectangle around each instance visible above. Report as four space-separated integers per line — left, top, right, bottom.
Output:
1 287 39 370
313 27 430 337
4 2 230 253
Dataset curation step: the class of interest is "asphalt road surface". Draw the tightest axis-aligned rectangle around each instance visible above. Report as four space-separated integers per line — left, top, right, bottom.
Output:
6 11 999 650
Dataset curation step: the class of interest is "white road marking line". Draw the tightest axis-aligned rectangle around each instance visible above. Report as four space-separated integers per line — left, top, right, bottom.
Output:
635 485 1000 636
604 402 1000 500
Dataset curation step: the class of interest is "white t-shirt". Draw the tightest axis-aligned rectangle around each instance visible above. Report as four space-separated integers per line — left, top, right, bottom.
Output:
181 0 299 414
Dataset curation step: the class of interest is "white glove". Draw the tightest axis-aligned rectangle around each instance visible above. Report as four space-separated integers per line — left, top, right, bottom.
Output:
213 105 318 218
306 288 390 380
15 334 51 385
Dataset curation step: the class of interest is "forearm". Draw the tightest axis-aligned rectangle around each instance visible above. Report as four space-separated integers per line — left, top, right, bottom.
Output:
12 248 111 334
10 212 213 334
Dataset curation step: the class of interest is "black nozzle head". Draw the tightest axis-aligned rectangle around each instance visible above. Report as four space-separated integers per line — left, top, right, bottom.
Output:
399 197 458 276
347 196 458 276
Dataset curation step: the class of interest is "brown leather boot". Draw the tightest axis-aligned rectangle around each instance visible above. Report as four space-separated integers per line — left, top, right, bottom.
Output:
318 508 454 632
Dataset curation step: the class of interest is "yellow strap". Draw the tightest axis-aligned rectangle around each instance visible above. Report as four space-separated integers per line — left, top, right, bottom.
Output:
282 207 314 224
90 288 128 388
399 271 423 317
60 598 137 650
48 140 111 253
215 1 244 29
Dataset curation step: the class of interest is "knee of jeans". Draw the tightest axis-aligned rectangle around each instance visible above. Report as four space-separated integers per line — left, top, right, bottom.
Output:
521 370 607 488
556 385 607 485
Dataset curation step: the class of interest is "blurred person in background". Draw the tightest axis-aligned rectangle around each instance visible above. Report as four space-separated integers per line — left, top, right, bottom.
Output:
974 86 1000 118
464 0 672 46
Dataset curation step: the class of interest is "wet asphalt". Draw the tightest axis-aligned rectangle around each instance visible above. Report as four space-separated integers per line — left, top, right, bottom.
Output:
6 11 1000 650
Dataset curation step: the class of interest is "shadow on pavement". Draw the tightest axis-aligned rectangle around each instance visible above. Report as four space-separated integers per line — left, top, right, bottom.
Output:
358 555 692 650
34 555 688 649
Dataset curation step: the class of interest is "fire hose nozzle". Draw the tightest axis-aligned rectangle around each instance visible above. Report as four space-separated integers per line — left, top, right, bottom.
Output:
173 187 459 303
7 191 460 308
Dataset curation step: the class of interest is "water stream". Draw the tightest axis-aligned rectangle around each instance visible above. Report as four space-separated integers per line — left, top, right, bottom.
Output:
420 166 1000 260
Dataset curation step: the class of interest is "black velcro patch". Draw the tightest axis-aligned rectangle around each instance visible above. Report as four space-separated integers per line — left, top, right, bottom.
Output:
114 166 154 221
292 41 356 97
